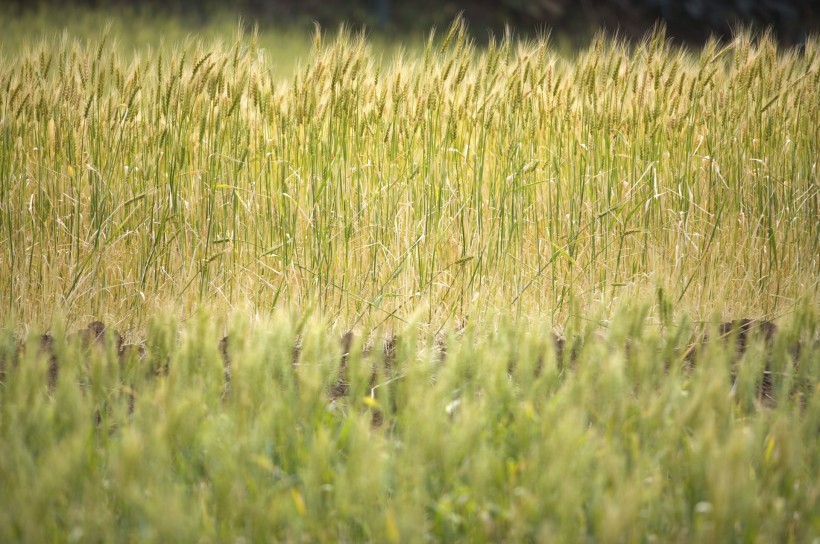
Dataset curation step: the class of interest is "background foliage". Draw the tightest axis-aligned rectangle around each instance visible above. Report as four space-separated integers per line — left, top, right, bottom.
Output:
6 0 819 45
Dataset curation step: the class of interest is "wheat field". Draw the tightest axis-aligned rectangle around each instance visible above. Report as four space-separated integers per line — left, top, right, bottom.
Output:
1 15 819 542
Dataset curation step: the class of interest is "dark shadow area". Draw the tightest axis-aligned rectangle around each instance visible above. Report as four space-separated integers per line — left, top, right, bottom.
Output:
5 0 818 46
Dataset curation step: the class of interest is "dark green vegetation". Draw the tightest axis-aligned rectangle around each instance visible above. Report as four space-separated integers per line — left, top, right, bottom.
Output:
6 0 818 45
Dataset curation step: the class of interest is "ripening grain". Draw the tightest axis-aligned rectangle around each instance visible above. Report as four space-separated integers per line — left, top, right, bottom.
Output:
1 22 817 330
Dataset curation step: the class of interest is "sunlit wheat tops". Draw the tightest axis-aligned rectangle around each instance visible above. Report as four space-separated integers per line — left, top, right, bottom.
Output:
1 20 818 328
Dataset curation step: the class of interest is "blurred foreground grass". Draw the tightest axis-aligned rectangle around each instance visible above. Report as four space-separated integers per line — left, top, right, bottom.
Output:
1 304 818 542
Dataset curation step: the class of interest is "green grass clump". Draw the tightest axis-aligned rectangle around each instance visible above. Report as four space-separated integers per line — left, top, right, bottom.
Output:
0 20 817 330
0 306 818 542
